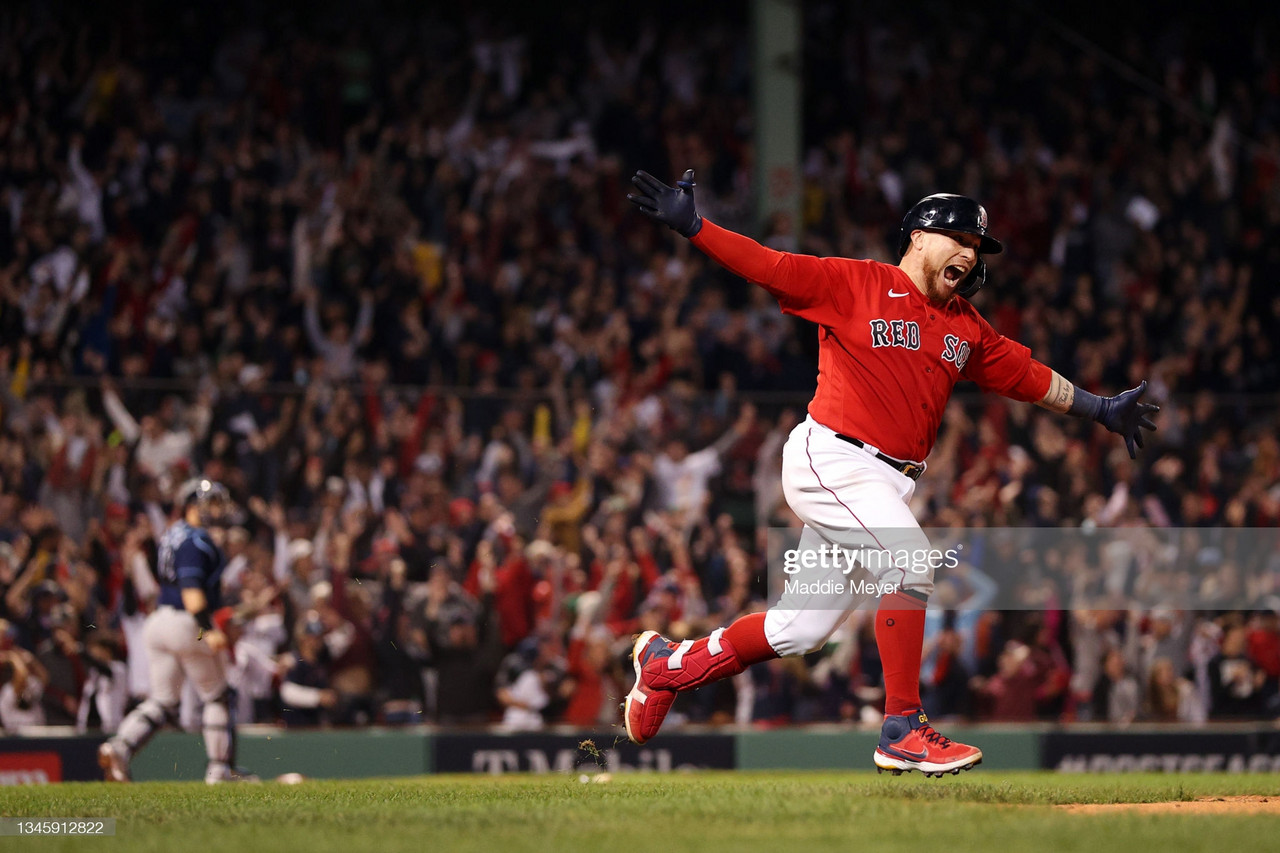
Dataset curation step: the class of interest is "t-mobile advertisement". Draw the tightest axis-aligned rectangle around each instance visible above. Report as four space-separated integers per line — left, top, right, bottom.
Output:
433 732 736 775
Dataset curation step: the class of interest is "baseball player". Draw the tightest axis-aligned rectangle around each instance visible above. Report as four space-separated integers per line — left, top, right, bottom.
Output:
98 479 256 784
624 170 1158 776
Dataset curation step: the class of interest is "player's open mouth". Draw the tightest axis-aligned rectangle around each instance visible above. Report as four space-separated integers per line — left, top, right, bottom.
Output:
944 265 966 283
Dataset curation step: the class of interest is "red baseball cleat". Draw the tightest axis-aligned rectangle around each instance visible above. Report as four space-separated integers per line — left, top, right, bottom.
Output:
623 631 678 745
873 710 982 777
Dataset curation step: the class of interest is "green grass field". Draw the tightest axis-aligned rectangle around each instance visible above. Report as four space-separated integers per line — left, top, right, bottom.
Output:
2 772 1279 853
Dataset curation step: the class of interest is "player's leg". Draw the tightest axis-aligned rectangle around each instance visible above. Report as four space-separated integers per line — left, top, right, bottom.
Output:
786 420 981 774
625 422 867 744
774 423 935 715
179 678 202 733
198 685 240 784
101 610 183 781
624 521 868 741
177 627 254 783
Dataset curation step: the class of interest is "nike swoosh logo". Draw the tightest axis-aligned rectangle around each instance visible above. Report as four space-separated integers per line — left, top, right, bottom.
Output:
883 746 929 761
888 290 909 297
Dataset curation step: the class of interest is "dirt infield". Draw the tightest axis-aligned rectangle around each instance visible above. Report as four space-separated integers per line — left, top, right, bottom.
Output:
1058 796 1280 815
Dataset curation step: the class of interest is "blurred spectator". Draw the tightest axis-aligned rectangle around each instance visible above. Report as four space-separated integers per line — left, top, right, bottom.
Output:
312 579 376 725
35 604 86 726
1246 609 1280 713
1092 649 1140 725
1127 608 1191 686
1209 626 1268 718
373 559 429 724
1144 657 1204 723
972 640 1044 722
280 616 337 728
426 569 504 724
923 624 972 719
560 614 621 727
973 639 1063 722
495 636 565 730
0 631 47 731
653 406 754 528
75 629 128 733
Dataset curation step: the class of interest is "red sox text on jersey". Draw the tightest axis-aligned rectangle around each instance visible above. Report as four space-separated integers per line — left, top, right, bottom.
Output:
869 322 970 373
691 220 1051 461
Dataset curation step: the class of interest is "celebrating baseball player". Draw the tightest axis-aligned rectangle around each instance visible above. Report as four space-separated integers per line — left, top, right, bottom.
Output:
624 170 1158 776
99 479 256 784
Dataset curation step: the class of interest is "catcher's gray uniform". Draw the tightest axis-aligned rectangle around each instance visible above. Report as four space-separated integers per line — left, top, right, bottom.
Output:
102 509 240 783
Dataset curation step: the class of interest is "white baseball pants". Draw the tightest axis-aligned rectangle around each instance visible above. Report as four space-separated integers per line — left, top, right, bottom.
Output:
764 416 933 656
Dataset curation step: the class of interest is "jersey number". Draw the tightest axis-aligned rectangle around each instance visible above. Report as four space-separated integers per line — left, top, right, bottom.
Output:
156 525 184 585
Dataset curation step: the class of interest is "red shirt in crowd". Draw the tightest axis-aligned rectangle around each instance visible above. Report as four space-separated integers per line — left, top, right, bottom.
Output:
1247 627 1280 679
464 554 534 649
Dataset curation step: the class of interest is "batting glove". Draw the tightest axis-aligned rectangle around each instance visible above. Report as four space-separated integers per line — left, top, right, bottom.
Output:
1073 380 1160 459
627 169 703 237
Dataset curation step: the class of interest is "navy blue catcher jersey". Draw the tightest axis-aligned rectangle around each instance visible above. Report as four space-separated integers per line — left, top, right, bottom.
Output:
155 520 225 610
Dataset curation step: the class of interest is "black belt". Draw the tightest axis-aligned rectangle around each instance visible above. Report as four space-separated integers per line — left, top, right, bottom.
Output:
834 433 926 480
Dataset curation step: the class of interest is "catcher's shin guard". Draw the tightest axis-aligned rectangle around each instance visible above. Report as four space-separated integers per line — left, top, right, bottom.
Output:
114 699 178 757
202 688 235 766
624 629 747 744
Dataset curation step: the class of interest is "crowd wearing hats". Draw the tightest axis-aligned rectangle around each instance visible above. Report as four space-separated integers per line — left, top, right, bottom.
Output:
2 3 1280 733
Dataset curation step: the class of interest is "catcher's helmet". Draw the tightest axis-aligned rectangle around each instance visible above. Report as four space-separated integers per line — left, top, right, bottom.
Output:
176 477 231 525
898 193 1002 298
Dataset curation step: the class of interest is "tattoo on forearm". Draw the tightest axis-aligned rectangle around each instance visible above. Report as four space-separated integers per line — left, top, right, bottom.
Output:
1055 376 1074 410
1038 372 1075 413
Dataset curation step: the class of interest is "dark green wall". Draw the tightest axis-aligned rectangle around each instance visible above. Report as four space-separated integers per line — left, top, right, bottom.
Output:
130 730 431 781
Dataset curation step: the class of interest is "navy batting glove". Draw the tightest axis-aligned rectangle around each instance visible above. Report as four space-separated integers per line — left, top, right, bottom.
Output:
627 169 703 237
1073 380 1160 459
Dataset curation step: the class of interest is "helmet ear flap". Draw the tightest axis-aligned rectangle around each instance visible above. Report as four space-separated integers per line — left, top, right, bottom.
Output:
897 229 914 258
957 259 986 298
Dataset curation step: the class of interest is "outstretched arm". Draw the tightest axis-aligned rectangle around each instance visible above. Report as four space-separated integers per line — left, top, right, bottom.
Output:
627 169 859 324
1036 371 1160 459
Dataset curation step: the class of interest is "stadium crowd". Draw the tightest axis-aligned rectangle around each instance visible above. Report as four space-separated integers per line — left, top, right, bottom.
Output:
1 2 1279 734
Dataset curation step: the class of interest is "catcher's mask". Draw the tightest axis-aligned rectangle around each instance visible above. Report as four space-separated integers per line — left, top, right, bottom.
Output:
177 478 232 527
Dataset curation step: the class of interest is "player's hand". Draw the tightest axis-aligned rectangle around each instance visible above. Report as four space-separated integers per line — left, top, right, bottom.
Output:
1095 380 1160 459
627 169 703 237
201 629 229 652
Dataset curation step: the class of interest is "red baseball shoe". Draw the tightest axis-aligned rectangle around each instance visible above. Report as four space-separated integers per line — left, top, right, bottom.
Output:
873 710 982 777
623 631 678 745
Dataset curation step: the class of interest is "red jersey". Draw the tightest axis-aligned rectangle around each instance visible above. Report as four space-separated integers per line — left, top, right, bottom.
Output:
691 220 1051 461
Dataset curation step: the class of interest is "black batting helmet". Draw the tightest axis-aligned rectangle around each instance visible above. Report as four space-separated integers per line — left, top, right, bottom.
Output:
898 193 1002 298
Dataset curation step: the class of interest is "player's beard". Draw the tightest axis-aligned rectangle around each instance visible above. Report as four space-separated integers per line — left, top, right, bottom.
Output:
921 257 960 304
